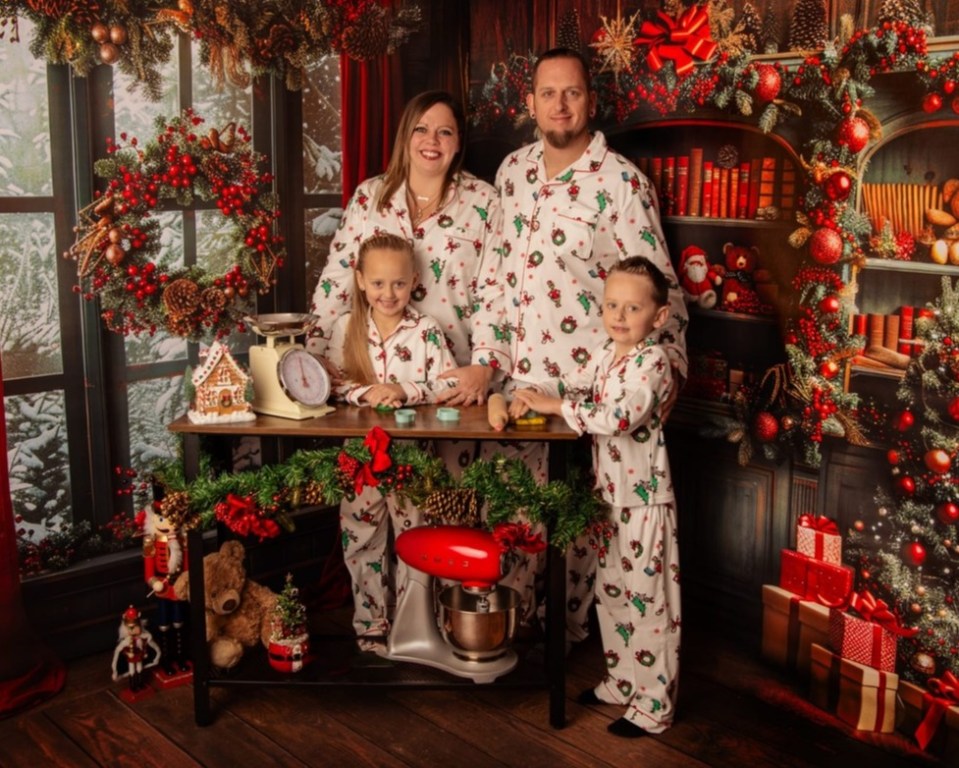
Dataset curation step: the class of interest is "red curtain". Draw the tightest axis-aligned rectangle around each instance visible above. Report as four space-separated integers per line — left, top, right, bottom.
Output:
0 356 65 718
339 18 403 206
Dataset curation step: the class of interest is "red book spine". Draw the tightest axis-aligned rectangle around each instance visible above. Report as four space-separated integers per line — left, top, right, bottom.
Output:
710 165 721 218
748 158 761 218
719 168 729 219
738 162 750 218
702 161 714 218
899 305 916 356
664 156 676 216
689 148 704 217
729 167 740 219
676 156 690 216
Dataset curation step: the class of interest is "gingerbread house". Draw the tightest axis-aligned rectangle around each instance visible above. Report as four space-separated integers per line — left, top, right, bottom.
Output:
187 342 256 424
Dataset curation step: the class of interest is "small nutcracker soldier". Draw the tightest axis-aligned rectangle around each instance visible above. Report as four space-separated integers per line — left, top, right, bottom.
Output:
143 497 191 680
110 605 160 695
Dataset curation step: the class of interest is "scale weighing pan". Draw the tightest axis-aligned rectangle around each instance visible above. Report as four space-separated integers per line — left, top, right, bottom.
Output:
245 313 319 338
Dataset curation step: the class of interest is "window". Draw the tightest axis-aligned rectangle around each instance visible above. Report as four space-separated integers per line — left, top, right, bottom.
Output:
1 24 342 566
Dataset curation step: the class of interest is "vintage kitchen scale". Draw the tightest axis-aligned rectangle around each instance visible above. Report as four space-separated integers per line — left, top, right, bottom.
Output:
387 525 520 683
245 313 334 420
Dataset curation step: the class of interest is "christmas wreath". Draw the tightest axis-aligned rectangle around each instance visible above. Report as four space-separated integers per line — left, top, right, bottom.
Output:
66 108 283 341
469 2 944 467
154 426 605 549
1 0 422 98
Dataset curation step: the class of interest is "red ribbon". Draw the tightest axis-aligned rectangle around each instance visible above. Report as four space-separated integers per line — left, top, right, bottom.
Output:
634 6 716 77
916 672 959 750
798 513 839 534
363 426 392 473
848 590 919 638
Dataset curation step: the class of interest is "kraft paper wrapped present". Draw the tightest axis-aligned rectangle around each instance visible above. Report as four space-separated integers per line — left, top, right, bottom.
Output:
828 591 918 673
900 676 959 759
761 584 830 675
795 514 841 565
810 642 899 733
779 548 853 606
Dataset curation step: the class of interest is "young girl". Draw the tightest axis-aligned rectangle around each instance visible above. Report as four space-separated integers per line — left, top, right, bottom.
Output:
324 232 457 651
511 256 680 738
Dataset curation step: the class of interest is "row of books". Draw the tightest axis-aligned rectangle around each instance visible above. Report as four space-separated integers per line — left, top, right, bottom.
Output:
635 150 795 221
851 306 933 357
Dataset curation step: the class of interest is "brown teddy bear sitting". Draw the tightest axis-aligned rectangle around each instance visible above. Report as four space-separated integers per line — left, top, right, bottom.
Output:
173 540 277 669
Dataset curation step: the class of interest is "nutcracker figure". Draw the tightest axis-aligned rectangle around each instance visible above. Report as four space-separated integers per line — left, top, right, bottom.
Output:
110 605 160 693
143 499 191 678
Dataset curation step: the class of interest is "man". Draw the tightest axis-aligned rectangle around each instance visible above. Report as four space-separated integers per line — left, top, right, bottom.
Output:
461 47 688 647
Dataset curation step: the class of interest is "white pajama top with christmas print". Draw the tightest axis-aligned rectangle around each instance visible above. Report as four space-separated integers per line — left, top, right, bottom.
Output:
307 172 504 368
485 131 688 386
325 306 457 405
542 338 674 508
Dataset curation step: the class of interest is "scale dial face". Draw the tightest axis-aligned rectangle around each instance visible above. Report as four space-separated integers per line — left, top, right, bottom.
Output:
277 348 330 406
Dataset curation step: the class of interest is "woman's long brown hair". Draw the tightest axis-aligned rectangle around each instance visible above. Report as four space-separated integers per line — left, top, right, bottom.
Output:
343 233 416 385
376 90 466 214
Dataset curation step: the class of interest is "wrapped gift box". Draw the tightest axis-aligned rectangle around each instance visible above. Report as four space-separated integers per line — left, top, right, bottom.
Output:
795 514 841 565
779 548 853 606
828 608 897 672
809 642 898 733
761 584 830 675
900 678 959 759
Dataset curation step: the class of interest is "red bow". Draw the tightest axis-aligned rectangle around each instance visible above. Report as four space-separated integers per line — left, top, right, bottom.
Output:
849 590 919 638
492 522 547 554
798 513 839 534
363 426 392 473
929 671 959 703
634 6 716 77
916 671 959 749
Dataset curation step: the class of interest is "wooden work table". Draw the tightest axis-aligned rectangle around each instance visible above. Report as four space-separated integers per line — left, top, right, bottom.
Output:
169 404 581 729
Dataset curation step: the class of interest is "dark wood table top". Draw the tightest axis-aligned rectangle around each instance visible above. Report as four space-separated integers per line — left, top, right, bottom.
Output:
169 403 580 442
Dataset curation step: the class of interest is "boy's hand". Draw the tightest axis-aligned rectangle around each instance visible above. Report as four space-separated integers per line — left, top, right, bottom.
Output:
512 388 563 417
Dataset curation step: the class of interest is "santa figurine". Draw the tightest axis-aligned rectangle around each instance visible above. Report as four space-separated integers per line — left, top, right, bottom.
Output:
678 245 722 309
111 605 160 695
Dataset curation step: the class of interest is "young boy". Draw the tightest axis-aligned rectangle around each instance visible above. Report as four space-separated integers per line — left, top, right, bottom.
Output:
511 256 680 738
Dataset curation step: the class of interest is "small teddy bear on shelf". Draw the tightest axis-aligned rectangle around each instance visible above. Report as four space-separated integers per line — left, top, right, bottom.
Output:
678 245 723 309
718 242 761 311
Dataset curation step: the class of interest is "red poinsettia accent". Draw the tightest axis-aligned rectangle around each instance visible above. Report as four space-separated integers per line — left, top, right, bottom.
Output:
492 522 547 554
215 492 281 541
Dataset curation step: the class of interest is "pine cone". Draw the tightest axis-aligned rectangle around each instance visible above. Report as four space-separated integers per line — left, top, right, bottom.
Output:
556 9 581 52
717 144 739 169
302 481 326 506
341 7 390 60
163 278 201 318
200 286 227 312
256 22 297 65
877 0 927 26
160 491 192 528
422 488 480 527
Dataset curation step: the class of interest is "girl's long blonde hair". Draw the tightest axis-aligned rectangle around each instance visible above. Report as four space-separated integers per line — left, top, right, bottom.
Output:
343 233 416 385
376 91 466 214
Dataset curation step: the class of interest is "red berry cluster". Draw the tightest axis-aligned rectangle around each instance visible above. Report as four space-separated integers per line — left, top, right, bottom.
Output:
217 264 250 299
802 386 838 443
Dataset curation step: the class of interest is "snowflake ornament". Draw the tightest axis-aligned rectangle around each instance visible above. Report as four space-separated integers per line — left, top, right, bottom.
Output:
590 11 640 78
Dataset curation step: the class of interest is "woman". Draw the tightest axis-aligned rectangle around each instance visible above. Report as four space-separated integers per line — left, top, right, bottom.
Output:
308 90 504 402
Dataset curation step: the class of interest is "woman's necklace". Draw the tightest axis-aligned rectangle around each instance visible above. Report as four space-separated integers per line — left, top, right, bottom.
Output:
408 187 440 226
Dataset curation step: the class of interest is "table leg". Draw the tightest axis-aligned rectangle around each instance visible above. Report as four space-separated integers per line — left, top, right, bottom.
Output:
546 441 568 729
187 526 212 726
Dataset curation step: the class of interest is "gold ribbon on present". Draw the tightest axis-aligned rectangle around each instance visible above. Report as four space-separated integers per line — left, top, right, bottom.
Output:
848 590 919 638
634 6 716 77
916 671 959 750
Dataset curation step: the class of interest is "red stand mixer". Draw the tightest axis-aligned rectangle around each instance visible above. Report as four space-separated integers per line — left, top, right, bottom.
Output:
386 525 520 683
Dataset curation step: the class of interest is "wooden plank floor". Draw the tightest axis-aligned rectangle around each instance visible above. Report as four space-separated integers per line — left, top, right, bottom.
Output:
0 615 942 768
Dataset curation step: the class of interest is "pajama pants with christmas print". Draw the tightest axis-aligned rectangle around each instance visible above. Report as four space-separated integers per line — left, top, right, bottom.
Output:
340 487 422 639
590 501 681 734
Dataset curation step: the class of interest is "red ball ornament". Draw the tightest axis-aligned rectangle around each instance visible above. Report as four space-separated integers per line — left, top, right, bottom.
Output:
897 475 916 496
820 360 840 379
824 171 853 201
895 410 915 432
925 448 952 474
753 64 782 103
835 116 871 153
923 92 944 113
887 448 900 466
809 227 843 265
938 502 959 525
752 411 779 443
819 294 841 313
947 80 957 95
904 541 927 567
948 396 959 422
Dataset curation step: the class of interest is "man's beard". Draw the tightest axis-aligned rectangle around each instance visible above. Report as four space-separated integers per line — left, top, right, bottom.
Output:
543 128 576 149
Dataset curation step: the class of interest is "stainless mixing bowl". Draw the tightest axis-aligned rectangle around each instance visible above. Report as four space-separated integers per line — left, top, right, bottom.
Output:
439 585 519 661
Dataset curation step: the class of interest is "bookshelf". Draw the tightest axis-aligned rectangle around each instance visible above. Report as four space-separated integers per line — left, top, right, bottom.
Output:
608 120 801 411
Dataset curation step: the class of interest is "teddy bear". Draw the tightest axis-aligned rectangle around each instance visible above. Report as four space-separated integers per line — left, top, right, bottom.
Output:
173 539 277 669
678 245 722 309
719 242 761 310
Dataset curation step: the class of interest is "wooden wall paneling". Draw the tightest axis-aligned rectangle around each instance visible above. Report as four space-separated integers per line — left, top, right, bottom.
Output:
818 442 885 538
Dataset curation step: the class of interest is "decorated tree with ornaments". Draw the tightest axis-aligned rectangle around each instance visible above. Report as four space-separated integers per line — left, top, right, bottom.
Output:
846 278 959 684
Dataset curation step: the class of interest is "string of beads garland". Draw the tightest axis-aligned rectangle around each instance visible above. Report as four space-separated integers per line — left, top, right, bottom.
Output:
65 109 284 341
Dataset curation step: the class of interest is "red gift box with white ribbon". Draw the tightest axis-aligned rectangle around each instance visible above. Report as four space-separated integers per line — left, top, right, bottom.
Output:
795 514 842 565
828 590 918 673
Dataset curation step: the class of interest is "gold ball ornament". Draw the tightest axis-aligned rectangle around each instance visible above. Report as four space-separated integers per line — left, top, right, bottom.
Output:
109 25 128 46
854 520 865 532
911 602 923 615
91 23 109 44
104 243 125 266
911 651 937 676
917 585 927 596
940 608 949 618
99 43 119 65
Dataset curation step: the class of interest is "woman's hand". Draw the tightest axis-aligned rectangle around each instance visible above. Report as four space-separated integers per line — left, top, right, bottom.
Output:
436 365 494 405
